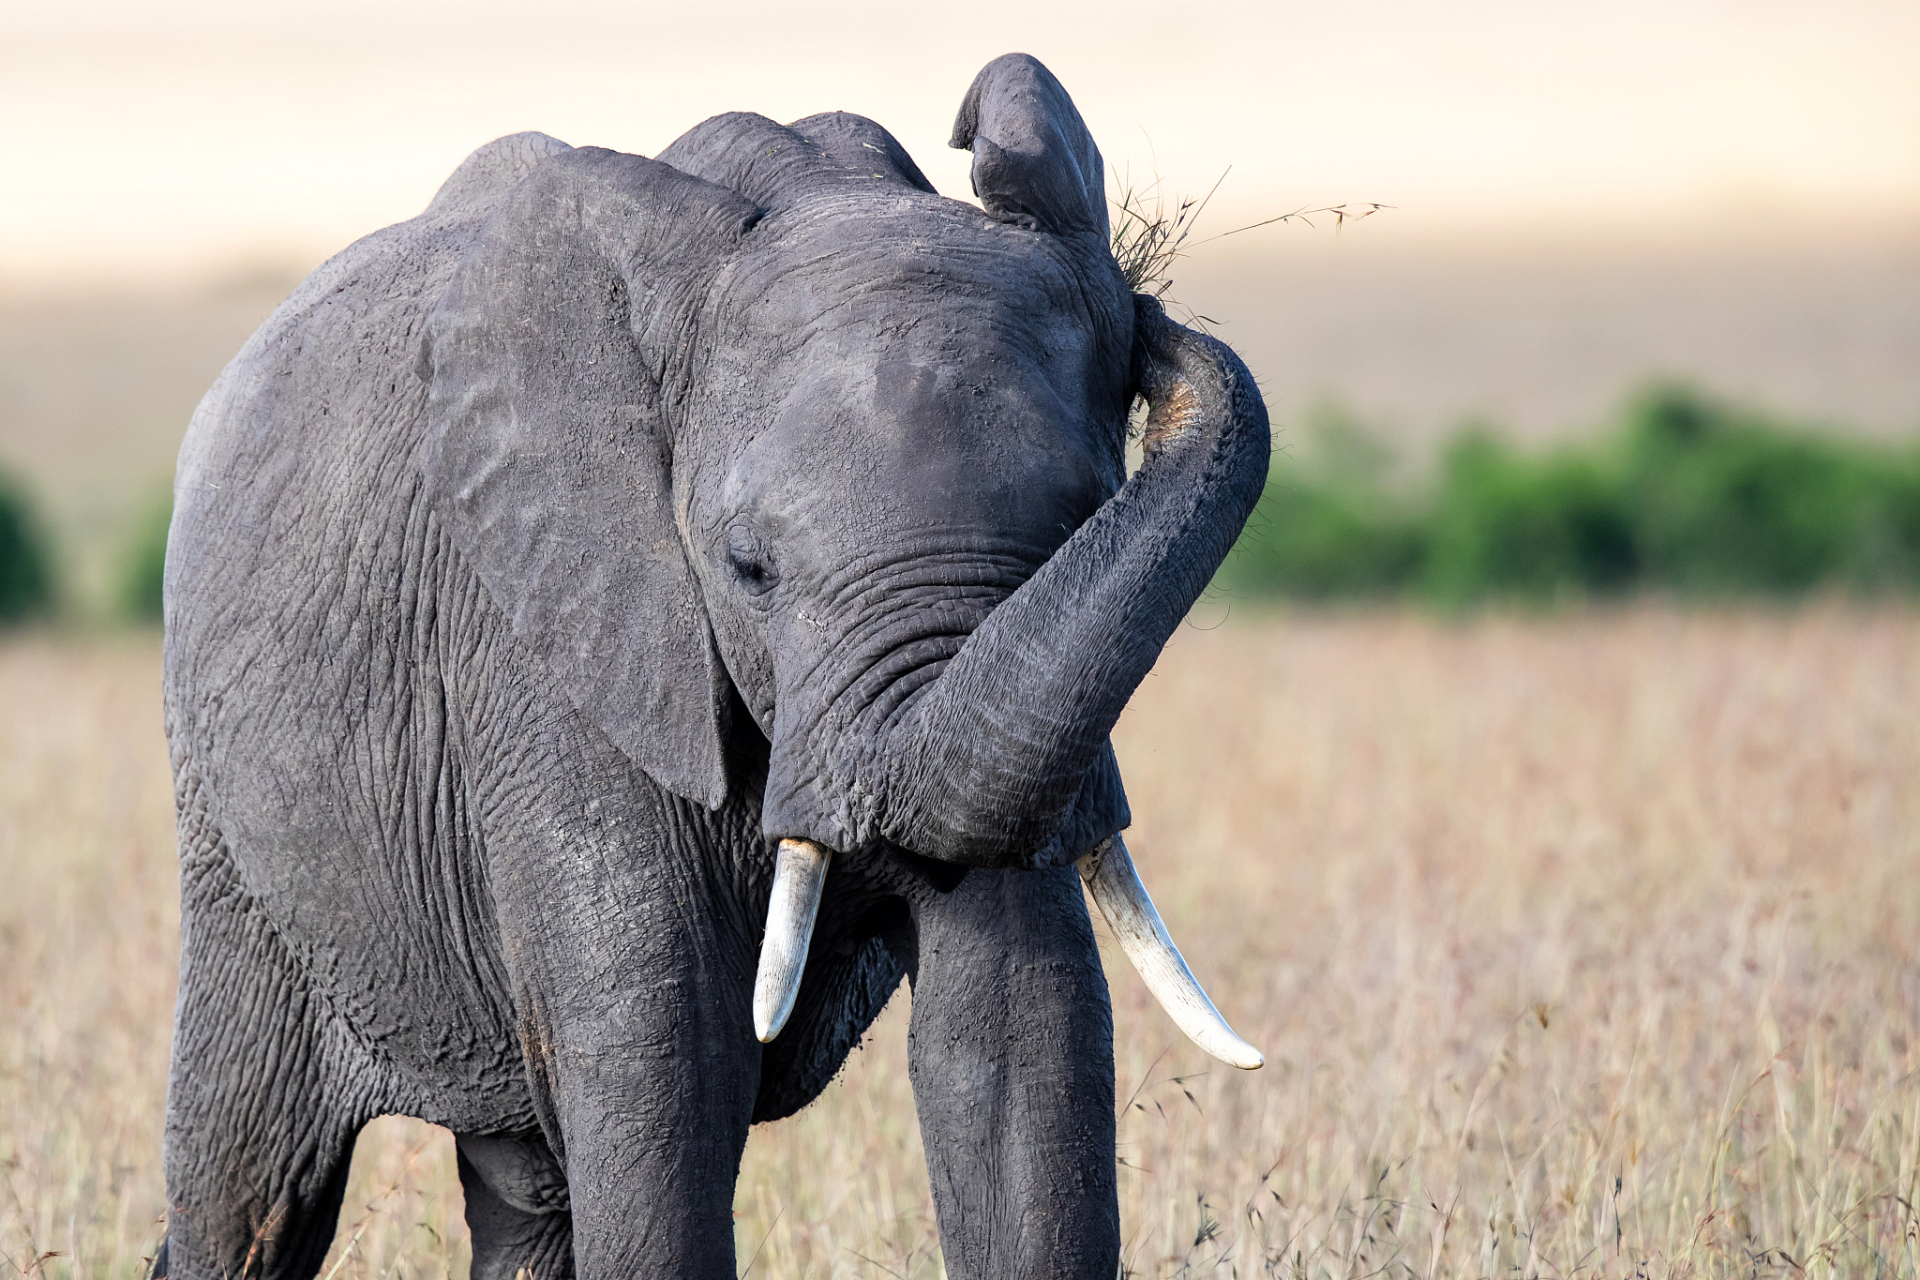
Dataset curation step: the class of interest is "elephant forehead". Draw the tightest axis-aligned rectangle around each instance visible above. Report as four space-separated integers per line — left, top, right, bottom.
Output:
691 256 1123 509
683 196 1131 551
712 356 1113 569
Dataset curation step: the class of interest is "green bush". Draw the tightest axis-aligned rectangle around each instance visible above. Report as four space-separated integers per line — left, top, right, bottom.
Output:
0 469 55 622
119 489 173 624
1618 386 1920 594
1222 485 1425 600
1226 386 1920 605
1423 431 1637 605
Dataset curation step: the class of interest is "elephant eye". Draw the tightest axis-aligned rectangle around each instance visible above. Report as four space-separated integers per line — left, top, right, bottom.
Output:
725 525 777 596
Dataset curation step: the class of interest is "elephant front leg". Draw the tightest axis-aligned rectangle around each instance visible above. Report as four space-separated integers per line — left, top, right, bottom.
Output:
490 823 761 1280
906 864 1120 1280
535 975 758 1280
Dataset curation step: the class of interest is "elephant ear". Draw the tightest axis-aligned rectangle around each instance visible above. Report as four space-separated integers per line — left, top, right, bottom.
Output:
420 146 763 809
949 53 1108 238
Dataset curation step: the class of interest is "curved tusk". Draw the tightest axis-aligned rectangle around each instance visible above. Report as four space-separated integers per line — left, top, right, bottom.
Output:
1077 835 1265 1070
753 838 833 1043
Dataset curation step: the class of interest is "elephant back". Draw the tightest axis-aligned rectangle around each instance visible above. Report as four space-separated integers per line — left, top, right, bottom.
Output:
426 131 574 215
657 111 936 214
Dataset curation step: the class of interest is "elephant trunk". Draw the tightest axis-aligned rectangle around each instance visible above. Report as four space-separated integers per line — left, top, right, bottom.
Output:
868 297 1270 867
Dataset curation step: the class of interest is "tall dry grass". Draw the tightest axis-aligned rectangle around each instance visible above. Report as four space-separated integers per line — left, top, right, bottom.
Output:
0 640 177 1279
3 608 1917 1279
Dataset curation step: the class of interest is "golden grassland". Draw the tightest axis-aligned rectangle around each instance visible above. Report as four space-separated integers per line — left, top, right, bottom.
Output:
2 608 1917 1279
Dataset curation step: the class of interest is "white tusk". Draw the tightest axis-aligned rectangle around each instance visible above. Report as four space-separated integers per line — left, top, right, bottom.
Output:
1077 835 1265 1070
753 838 833 1043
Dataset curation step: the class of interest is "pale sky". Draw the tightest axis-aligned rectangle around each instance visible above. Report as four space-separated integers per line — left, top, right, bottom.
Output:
2 0 1916 283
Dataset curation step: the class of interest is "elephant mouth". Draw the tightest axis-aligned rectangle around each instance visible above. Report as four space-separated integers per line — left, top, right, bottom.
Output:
751 833 1264 1070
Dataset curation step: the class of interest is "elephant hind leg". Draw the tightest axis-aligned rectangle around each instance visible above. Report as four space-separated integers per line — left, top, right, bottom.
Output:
456 1134 573 1280
156 840 384 1280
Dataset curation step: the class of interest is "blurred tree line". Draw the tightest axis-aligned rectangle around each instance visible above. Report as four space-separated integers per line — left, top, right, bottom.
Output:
0 478 170 625
1 384 1918 627
0 470 55 622
1220 385 1920 607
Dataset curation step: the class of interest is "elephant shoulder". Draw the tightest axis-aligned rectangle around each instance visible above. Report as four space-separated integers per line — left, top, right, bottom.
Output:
425 132 575 215
174 131 575 534
169 134 581 649
175 224 445 502
167 210 479 672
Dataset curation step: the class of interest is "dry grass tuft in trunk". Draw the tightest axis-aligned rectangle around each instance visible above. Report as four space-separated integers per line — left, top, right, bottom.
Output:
1109 171 1387 303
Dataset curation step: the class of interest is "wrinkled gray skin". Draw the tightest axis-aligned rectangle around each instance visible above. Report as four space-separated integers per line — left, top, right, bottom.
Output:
156 54 1268 1280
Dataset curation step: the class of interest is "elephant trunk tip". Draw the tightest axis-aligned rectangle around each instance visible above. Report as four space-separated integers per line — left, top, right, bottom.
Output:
1139 376 1202 456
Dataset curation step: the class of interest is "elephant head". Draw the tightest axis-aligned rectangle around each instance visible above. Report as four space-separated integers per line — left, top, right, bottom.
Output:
418 55 1268 1067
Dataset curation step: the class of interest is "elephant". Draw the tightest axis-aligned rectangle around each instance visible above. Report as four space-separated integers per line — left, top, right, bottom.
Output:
154 52 1270 1280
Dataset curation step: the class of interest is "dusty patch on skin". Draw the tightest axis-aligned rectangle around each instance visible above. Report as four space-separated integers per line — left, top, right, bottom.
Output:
1140 378 1200 456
